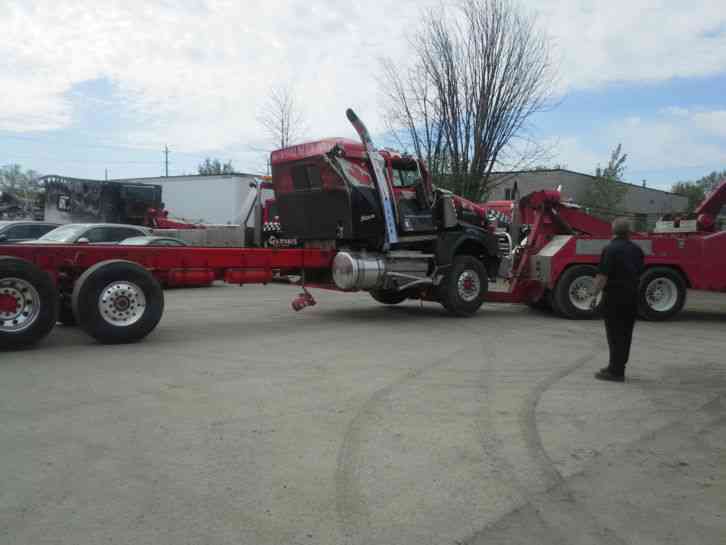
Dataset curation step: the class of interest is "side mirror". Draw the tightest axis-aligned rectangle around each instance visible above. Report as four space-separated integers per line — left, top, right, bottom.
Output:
0 234 7 243
76 237 90 244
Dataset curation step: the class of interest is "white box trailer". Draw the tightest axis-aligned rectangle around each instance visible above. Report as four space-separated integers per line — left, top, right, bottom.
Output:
123 173 259 225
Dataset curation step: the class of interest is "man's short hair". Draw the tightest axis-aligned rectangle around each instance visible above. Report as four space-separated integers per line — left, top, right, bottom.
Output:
612 217 632 238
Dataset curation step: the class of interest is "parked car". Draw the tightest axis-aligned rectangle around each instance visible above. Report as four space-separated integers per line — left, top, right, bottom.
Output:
119 235 189 246
0 221 61 243
24 223 150 244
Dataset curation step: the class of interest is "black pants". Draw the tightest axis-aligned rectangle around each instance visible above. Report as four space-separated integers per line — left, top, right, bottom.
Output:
603 292 637 375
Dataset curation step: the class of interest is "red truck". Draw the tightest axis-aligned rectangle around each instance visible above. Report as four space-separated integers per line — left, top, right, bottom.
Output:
0 110 500 349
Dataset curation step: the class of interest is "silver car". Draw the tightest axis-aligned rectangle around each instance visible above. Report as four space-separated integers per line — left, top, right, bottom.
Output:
24 223 150 244
0 221 61 243
119 236 189 247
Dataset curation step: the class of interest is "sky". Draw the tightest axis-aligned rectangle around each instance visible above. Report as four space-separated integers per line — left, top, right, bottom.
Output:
1 0 726 191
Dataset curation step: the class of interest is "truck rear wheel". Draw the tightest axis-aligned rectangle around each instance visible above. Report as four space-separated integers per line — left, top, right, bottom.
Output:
370 289 409 305
553 264 601 319
438 255 488 317
638 267 686 321
72 260 164 344
0 257 58 349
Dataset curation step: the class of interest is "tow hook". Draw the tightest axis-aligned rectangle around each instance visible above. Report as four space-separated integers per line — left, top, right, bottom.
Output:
291 288 316 311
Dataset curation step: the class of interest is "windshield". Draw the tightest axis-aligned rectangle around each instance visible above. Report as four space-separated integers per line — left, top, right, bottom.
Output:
37 224 87 242
119 237 149 245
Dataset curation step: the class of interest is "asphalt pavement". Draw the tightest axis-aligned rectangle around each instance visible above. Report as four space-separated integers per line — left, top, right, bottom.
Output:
1 285 724 545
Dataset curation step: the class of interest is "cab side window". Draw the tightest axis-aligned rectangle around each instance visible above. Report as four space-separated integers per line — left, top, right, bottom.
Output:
392 167 421 188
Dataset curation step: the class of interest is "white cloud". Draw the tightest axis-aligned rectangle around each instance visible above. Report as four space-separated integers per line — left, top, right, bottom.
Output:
0 0 439 146
660 106 690 118
538 1 726 91
1 0 726 155
692 110 726 137
550 107 726 187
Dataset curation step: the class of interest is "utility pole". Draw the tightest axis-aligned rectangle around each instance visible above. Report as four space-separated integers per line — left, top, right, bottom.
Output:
164 145 170 177
105 168 108 181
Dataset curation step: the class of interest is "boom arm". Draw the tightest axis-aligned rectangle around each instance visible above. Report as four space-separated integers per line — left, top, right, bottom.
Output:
695 179 726 218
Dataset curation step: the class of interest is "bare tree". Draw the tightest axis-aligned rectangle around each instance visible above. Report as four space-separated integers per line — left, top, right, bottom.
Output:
257 84 308 150
0 164 42 219
379 0 555 200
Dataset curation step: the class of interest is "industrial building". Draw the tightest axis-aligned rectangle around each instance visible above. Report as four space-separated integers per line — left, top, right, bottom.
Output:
487 169 688 229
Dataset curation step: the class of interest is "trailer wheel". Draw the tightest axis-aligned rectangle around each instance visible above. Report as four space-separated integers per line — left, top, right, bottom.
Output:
554 264 601 319
438 255 488 317
72 260 164 344
638 267 686 321
370 289 409 305
0 257 58 349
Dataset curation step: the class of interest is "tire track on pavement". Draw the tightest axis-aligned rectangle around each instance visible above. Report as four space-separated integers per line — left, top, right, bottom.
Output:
334 342 476 544
465 320 632 545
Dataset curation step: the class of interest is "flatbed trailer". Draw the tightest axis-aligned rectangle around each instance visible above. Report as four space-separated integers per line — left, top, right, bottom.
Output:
0 244 335 349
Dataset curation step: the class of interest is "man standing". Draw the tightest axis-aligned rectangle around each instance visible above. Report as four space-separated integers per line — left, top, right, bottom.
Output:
590 218 645 382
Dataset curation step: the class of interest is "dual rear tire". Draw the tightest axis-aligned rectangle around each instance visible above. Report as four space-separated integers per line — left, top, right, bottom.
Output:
553 264 687 321
0 257 58 349
1 257 164 349
72 260 164 344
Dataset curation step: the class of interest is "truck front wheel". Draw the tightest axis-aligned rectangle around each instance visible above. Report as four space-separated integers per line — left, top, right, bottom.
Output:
638 267 686 321
438 255 488 317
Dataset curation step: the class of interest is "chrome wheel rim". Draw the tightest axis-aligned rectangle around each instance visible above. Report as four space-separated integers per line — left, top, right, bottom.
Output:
457 270 481 302
645 277 678 313
568 275 596 311
98 281 146 327
0 277 41 333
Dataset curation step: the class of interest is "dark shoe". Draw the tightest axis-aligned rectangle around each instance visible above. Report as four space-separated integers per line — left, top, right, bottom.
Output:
595 368 625 382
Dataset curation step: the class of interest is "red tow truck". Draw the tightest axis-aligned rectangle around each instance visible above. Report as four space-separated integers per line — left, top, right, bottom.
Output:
1 109 724 350
481 177 726 321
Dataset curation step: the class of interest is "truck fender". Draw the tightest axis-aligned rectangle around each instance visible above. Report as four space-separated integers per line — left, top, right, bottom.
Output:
435 228 500 277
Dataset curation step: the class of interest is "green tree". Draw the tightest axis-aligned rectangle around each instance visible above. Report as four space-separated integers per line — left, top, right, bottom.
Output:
0 164 43 217
693 169 726 192
198 158 234 175
579 144 629 220
671 181 706 213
